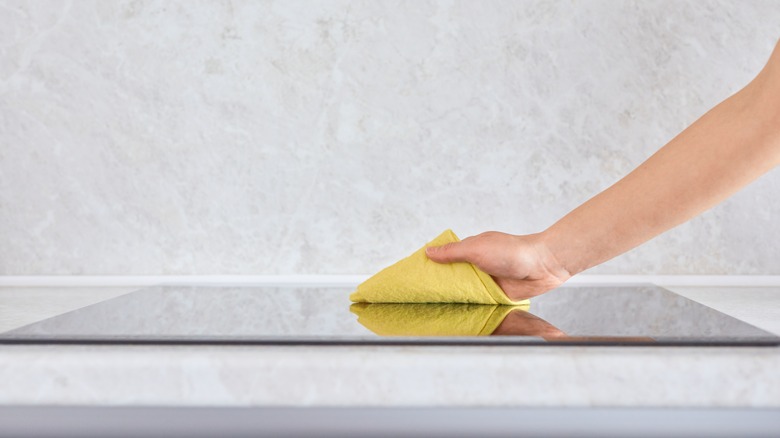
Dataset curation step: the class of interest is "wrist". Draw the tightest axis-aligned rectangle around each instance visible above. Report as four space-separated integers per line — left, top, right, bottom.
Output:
536 228 581 279
529 231 574 284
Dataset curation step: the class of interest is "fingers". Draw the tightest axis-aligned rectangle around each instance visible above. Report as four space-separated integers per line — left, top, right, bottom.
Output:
425 240 474 264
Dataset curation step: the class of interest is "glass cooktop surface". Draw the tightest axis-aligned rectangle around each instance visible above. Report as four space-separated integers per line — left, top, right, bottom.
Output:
1 284 776 346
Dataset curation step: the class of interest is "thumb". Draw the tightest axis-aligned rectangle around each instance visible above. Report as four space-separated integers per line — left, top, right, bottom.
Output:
425 241 473 264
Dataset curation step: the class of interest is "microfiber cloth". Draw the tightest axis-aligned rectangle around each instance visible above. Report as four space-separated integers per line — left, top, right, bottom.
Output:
349 229 530 305
350 303 527 336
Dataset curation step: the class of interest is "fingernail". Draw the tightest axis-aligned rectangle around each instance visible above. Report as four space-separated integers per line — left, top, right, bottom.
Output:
426 246 438 254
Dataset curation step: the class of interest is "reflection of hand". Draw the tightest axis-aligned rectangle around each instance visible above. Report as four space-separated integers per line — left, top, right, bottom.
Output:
492 308 657 344
490 308 567 339
426 232 570 301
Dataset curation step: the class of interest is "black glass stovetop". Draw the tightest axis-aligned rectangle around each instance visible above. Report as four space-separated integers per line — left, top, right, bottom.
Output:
1 284 777 346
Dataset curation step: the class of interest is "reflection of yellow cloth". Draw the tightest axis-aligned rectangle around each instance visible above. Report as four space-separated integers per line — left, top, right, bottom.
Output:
350 303 527 336
350 229 529 305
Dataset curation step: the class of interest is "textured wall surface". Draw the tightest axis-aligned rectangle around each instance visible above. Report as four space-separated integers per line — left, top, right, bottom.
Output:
1 0 778 275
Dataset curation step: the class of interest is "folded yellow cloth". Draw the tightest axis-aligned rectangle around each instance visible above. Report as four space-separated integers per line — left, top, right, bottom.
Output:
350 303 527 336
350 229 529 305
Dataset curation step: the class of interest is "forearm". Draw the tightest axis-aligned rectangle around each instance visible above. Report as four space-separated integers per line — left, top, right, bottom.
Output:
542 44 780 276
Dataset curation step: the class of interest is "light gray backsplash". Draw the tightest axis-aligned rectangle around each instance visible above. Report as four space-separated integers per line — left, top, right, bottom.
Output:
1 0 778 275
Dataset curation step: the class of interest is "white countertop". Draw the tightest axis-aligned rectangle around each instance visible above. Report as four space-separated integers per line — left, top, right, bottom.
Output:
1 278 779 408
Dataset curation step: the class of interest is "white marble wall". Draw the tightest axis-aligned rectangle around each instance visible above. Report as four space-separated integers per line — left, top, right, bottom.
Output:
1 0 778 275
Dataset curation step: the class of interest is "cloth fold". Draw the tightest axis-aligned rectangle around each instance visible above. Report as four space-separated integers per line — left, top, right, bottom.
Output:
349 229 529 305
350 303 527 336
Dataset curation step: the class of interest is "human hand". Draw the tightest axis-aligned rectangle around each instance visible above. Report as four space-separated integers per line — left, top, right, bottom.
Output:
425 231 571 301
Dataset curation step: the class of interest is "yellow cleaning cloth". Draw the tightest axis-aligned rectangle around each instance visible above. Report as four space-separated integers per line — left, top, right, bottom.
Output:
350 229 529 305
350 303 526 336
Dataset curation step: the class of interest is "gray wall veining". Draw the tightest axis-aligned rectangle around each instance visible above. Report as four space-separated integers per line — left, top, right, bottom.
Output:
1 0 778 275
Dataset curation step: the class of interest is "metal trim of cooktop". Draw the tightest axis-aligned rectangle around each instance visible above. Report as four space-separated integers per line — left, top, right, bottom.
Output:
1 335 778 347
